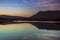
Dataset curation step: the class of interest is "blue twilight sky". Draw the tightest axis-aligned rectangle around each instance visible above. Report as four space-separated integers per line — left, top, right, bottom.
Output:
0 0 60 17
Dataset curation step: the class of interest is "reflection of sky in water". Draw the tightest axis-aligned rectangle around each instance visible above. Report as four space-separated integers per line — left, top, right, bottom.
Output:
0 23 60 40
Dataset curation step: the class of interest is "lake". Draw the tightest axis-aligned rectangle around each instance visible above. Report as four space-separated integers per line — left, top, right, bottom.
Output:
0 23 60 40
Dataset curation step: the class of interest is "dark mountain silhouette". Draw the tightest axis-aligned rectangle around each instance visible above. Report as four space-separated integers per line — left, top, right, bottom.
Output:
30 10 60 21
0 15 27 24
0 10 60 30
0 15 26 20
0 10 60 24
0 10 60 21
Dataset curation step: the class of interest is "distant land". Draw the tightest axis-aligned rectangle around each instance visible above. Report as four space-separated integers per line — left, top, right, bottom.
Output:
30 10 60 21
0 10 60 21
0 15 26 20
0 10 60 30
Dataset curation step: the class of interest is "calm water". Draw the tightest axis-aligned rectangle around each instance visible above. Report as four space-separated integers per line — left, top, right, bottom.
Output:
0 23 60 40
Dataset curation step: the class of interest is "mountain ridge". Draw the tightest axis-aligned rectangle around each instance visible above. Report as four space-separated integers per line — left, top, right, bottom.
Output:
30 10 60 21
0 10 60 21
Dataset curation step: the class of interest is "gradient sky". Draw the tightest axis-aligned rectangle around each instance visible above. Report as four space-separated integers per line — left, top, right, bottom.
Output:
0 0 60 17
0 0 60 40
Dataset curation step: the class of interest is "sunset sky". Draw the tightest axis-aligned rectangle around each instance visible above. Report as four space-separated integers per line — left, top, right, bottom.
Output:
0 0 60 17
0 0 60 40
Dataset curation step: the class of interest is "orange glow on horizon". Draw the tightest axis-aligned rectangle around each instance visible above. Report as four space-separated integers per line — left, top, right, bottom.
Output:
0 10 36 17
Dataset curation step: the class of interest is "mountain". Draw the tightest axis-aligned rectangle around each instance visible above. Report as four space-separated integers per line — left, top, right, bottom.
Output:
0 15 26 20
0 15 27 24
30 10 60 21
0 10 60 21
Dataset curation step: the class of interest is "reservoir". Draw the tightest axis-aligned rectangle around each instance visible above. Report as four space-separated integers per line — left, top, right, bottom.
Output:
0 23 60 40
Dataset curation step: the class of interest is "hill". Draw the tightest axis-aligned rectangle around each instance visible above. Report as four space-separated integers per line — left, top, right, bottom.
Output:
30 10 60 21
0 15 26 20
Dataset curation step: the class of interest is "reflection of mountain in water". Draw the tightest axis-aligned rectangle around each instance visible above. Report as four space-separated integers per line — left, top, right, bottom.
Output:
0 10 60 30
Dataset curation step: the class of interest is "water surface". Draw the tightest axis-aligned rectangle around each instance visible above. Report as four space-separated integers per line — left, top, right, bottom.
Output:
0 23 60 40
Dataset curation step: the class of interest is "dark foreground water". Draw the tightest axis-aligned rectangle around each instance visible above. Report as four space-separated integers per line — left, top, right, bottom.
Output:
0 23 60 40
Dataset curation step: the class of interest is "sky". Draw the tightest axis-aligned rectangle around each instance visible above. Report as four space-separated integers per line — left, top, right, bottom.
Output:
0 0 60 17
0 0 60 40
